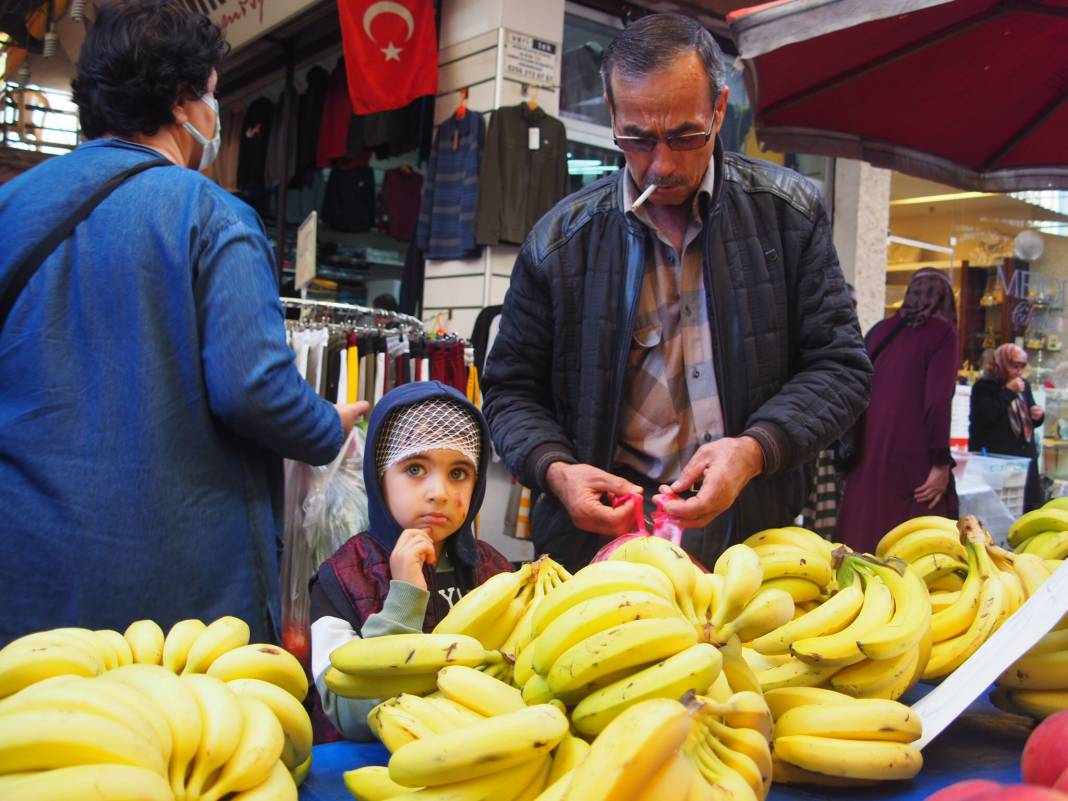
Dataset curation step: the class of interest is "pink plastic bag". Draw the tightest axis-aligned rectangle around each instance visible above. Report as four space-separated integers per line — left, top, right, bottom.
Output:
591 491 686 562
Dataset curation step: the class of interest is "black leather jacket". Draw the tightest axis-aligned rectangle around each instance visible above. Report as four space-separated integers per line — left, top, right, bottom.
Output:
482 141 872 570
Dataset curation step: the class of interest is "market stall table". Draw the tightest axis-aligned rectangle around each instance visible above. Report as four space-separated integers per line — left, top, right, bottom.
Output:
297 688 1027 801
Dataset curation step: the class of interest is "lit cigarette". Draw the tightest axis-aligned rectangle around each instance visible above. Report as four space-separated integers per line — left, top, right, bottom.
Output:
631 184 656 211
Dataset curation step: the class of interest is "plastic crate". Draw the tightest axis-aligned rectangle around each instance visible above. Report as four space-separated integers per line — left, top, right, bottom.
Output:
961 452 1031 518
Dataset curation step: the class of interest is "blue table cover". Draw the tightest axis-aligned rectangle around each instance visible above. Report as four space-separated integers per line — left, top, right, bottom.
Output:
299 688 1027 801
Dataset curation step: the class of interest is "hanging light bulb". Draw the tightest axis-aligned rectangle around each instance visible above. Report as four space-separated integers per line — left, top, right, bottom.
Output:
16 61 31 85
43 23 58 57
70 0 86 22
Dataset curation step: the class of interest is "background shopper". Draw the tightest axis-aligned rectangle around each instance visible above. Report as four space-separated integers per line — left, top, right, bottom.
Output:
0 0 365 645
838 269 960 552
970 344 1046 512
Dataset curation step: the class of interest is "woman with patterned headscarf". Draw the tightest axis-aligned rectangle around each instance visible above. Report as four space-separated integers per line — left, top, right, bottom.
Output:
970 344 1045 511
838 269 961 552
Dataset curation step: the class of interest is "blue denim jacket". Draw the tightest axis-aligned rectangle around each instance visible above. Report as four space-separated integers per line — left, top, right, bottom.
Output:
0 139 342 644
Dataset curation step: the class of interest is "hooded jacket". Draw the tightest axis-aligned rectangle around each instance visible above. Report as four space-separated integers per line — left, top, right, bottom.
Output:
310 381 511 740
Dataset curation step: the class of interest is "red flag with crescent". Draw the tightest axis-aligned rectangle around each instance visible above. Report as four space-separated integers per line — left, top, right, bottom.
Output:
337 0 438 115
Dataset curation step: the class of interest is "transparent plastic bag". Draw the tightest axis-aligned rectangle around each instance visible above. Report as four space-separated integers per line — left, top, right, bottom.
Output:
280 426 369 664
591 491 687 562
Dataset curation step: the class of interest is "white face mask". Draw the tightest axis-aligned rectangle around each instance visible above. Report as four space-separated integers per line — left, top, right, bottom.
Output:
183 94 221 171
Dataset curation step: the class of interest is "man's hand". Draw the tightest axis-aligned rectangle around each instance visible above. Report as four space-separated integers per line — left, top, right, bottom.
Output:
1031 405 1044 422
914 464 951 509
335 401 371 438
657 437 764 529
545 462 643 537
389 528 436 590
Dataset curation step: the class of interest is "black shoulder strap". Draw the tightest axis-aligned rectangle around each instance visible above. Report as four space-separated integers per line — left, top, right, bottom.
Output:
869 317 908 365
0 157 172 332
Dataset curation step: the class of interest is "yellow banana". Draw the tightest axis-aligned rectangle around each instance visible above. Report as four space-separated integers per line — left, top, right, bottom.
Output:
513 756 553 801
161 618 206 673
368 701 436 751
830 643 921 700
999 649 1068 690
521 673 557 706
770 753 879 788
199 695 285 801
772 734 922 781
855 559 930 661
3 628 108 674
228 759 298 801
762 686 854 720
532 561 675 637
931 541 983 642
702 731 763 801
532 590 682 676
912 552 968 584
182 674 244 800
513 637 539 687
389 755 547 801
741 647 793 672
343 765 417 800
0 639 100 698
773 698 922 742
760 576 824 604
292 753 312 787
697 713 772 796
710 545 764 629
692 569 718 622
474 581 536 651
758 549 834 588
685 733 759 801
876 515 958 556
436 664 525 716
1010 551 1052 597
0 764 173 801
923 560 1005 680
608 536 698 620
423 693 486 730
1022 530 1068 560
755 656 840 692
547 616 698 696
388 704 568 787
751 580 863 655
325 667 438 699
719 635 762 695
564 698 693 801
571 643 722 736
182 615 251 675
228 677 313 771
433 563 532 639
884 528 966 564
534 770 574 801
928 573 965 592
714 587 794 644
1004 688 1068 719
207 642 309 701
1008 508 1068 548
123 619 165 665
693 690 773 741
331 633 487 677
634 750 694 801
790 573 894 667
745 527 836 558
95 628 134 667
547 735 590 786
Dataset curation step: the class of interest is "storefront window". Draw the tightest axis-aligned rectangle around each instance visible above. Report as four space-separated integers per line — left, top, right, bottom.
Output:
560 9 617 129
567 140 623 194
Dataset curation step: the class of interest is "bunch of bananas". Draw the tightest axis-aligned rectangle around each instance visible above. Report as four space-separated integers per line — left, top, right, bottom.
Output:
762 686 923 786
1008 500 1068 564
0 616 314 799
742 526 839 604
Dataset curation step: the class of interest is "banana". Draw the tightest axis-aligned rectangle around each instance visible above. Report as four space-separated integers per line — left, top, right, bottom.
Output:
0 764 173 801
474 582 537 651
713 588 794 644
433 563 533 639
389 754 547 801
183 615 251 675
1010 551 1052 597
343 765 417 800
701 731 763 801
634 750 694 801
535 770 574 801
1029 627 1068 654
123 619 165 665
436 664 525 716
326 667 439 699
770 753 879 788
876 515 958 556
741 647 792 672
685 732 758 801
331 633 488 677
912 552 969 584
830 642 921 700
207 642 309 701
923 556 1005 681
0 639 100 698
697 713 773 796
884 528 967 564
228 759 298 801
1004 688 1068 719
388 696 458 737
790 572 894 668
531 590 682 676
182 673 244 800
547 617 698 696
98 663 202 796
368 701 436 751
929 573 965 592
855 559 930 661
758 549 835 589
388 704 568 787
532 562 675 637
608 536 698 620
745 527 836 559
564 698 693 801
704 670 732 703
0 706 168 776
161 618 206 673
521 673 556 706
423 693 486 730
1008 508 1068 548
547 735 590 786
292 753 312 787
751 580 863 655
571 643 722 736
3 628 108 674
513 638 539 688
710 545 764 630
999 649 1068 690
763 686 855 720
996 568 1026 623
95 628 135 667
719 635 763 695
773 698 922 742
693 690 773 741
228 678 313 771
755 656 840 692
1021 529 1068 560
772 734 922 781
932 541 984 642
199 695 285 801
692 569 717 622
513 755 553 801
760 576 824 604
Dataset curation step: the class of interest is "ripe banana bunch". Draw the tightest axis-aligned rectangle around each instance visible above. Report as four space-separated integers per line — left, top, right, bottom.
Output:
994 598 1068 718
1008 500 1068 552
605 535 700 620
760 686 923 785
743 527 840 604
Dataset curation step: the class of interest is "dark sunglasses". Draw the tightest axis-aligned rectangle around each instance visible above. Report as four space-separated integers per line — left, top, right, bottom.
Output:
613 115 716 154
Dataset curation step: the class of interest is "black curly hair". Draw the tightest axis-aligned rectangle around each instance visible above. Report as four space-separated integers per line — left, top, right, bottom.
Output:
72 0 229 139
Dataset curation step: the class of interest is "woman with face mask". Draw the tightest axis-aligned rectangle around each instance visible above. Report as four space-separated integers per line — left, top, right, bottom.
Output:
0 0 367 645
970 344 1046 512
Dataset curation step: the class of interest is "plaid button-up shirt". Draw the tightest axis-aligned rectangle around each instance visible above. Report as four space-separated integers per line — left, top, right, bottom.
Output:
614 163 725 484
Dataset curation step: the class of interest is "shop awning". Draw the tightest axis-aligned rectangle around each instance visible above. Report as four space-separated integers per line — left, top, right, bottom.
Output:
726 0 1068 191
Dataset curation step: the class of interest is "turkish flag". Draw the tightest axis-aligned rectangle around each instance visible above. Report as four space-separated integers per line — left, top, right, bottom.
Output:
337 0 439 115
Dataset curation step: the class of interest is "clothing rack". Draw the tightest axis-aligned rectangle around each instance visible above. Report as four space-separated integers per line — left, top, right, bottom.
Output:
281 296 425 333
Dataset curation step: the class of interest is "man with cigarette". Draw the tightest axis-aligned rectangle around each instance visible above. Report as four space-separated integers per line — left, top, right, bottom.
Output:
481 13 871 571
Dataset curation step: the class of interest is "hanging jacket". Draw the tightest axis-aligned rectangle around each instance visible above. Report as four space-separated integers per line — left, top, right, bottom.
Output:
415 112 484 260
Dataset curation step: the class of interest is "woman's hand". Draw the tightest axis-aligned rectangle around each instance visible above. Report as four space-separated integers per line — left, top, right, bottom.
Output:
389 528 436 590
1031 405 1044 422
914 464 951 509
1007 377 1026 393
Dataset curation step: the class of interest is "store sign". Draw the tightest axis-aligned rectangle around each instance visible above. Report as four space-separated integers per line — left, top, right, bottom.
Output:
502 30 559 89
295 211 317 291
997 265 1064 330
180 0 317 51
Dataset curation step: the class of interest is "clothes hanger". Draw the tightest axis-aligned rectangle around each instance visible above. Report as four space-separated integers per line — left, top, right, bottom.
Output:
455 88 468 120
523 84 540 111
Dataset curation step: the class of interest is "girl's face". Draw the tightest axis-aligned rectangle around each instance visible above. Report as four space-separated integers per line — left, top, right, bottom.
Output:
381 449 476 542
